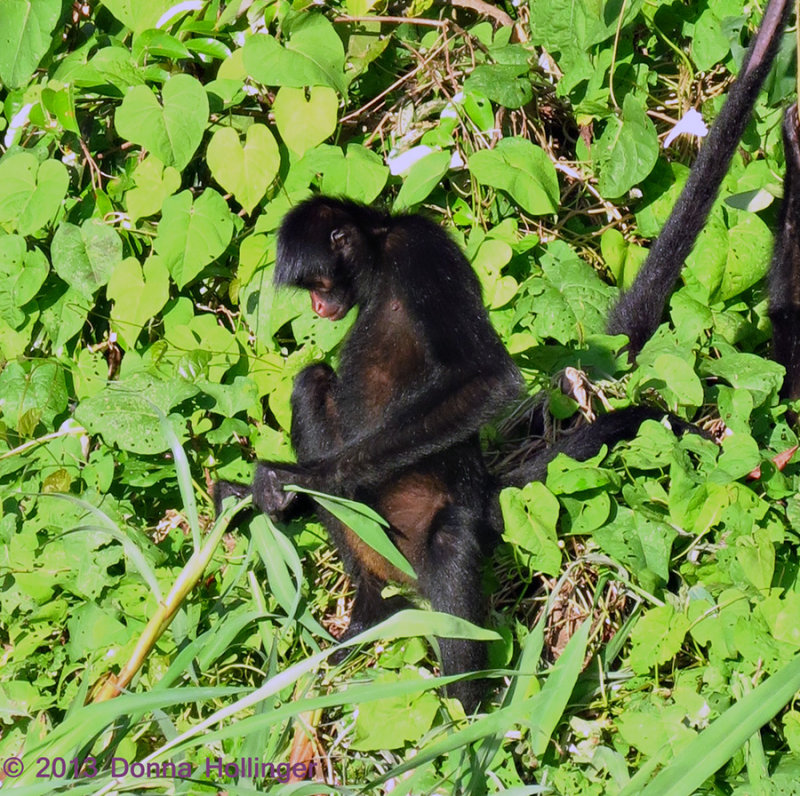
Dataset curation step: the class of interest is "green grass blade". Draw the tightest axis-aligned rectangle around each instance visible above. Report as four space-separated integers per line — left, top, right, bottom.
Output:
624 654 800 796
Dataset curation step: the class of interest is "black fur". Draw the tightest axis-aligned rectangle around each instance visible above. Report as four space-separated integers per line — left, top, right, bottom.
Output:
217 197 522 711
607 0 791 356
769 104 800 403
216 0 793 712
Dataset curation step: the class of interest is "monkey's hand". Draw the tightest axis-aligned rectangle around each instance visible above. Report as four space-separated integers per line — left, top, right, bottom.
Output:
252 463 299 518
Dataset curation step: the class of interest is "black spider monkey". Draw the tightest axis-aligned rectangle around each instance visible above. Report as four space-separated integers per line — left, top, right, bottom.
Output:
217 0 793 712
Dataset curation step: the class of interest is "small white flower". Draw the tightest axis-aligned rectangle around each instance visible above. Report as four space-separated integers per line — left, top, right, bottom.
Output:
663 108 708 148
387 144 434 175
156 1 203 29
4 103 33 147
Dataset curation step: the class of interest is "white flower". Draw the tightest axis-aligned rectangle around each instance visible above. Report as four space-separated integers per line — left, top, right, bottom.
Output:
663 108 708 148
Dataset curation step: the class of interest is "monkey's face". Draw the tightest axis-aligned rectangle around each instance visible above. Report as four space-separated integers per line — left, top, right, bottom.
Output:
306 276 353 321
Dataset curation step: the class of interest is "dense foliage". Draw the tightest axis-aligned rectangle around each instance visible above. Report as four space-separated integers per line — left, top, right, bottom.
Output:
2 0 800 793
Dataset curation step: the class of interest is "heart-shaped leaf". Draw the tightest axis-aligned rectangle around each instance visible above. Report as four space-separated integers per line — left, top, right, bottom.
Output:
273 86 338 156
315 144 389 203
126 156 181 223
101 0 176 35
594 94 658 198
242 15 347 93
154 190 233 287
469 138 559 215
0 153 68 235
115 74 208 171
207 124 280 213
107 256 171 348
51 220 123 298
0 0 61 88
0 236 49 329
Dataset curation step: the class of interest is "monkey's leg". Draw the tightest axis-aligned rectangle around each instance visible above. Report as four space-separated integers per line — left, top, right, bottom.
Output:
770 105 800 404
419 504 489 713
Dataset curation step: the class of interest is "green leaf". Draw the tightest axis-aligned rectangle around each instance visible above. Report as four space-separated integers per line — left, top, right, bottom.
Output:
75 373 198 454
464 63 533 109
154 190 234 288
393 150 451 210
595 93 659 198
700 347 785 406
51 220 123 298
0 0 61 88
627 656 800 796
736 530 775 592
206 124 280 214
515 241 615 343
530 620 591 756
115 74 208 171
107 256 171 348
0 359 68 430
500 482 562 576
691 7 731 72
0 153 69 235
273 86 338 156
685 210 773 302
352 671 439 751
298 489 416 580
0 235 48 329
529 0 643 51
469 138 559 215
310 144 389 203
125 156 181 223
40 285 92 349
101 0 177 34
650 353 704 407
629 604 690 674
242 15 347 93
601 227 648 290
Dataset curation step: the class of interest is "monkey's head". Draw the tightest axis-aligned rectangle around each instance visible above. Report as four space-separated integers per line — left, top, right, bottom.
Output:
275 196 386 321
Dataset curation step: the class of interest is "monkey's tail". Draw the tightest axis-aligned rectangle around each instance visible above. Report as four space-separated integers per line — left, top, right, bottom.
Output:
501 406 707 488
607 0 792 356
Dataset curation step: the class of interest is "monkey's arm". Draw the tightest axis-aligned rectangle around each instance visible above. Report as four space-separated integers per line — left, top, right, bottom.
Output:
307 361 524 488
607 0 791 356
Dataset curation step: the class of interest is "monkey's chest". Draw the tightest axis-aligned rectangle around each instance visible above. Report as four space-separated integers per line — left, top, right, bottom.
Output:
345 322 427 416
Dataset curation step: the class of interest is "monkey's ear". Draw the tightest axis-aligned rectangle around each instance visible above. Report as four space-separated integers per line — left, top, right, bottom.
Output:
330 228 347 248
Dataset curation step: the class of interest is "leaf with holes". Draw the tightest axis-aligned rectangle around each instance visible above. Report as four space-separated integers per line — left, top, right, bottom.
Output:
75 372 198 454
51 220 123 299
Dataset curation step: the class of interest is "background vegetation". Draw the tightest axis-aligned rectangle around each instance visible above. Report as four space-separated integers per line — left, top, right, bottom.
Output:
2 0 800 793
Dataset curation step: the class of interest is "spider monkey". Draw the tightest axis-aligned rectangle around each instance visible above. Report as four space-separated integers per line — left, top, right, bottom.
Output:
216 0 793 712
217 198 523 711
